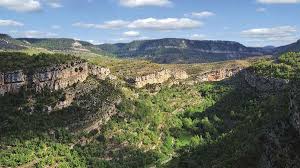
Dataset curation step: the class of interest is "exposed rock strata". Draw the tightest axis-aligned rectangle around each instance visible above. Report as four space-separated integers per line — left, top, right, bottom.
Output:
0 61 110 96
127 69 189 88
128 67 244 88
89 65 110 80
196 67 242 82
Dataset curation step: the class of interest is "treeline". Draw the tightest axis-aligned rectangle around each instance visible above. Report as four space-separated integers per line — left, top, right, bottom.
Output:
251 52 300 79
18 38 78 51
0 52 80 72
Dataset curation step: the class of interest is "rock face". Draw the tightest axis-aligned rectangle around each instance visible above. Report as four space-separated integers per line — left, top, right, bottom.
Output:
89 65 110 80
197 67 242 82
0 61 110 96
33 61 89 92
0 70 27 95
127 69 188 88
244 70 289 92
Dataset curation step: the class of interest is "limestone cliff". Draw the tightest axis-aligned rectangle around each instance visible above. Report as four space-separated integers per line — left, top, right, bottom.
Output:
89 65 111 80
127 67 244 88
0 61 110 96
196 67 242 82
127 69 189 88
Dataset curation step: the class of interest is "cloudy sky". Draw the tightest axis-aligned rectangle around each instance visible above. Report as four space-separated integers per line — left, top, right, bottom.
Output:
0 0 299 46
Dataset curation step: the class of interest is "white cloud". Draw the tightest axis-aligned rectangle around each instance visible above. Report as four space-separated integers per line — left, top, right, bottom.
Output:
0 19 24 26
256 7 267 12
0 0 41 12
185 11 215 18
241 26 298 43
73 18 202 31
14 30 58 38
72 20 129 29
51 25 61 29
112 36 150 43
72 22 99 29
123 31 140 37
100 20 130 29
119 0 172 7
44 0 62 8
0 0 63 12
257 0 300 4
87 40 102 45
190 34 206 40
128 18 202 30
47 2 62 8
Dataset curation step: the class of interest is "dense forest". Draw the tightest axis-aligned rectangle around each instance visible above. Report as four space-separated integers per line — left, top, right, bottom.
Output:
0 52 80 72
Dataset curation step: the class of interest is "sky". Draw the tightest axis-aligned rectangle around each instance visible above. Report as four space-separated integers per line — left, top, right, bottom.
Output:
0 0 299 46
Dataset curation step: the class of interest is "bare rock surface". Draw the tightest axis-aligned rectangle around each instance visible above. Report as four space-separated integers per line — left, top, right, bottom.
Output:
0 61 110 96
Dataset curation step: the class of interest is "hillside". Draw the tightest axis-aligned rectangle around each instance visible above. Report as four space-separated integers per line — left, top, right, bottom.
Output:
17 38 106 54
274 40 300 55
98 38 273 63
1 34 300 64
0 34 28 50
0 51 300 167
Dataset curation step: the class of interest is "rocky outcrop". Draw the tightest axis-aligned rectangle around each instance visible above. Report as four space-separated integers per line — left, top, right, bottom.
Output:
0 61 110 96
127 69 188 88
89 65 110 80
33 61 89 92
197 67 242 82
0 70 27 95
244 70 289 92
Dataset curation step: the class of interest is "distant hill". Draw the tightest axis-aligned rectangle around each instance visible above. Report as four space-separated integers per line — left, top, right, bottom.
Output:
97 38 273 63
1 33 300 63
0 34 27 50
274 40 300 55
17 38 105 54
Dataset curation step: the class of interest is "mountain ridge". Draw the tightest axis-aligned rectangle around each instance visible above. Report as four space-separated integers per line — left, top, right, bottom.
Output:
1 33 300 63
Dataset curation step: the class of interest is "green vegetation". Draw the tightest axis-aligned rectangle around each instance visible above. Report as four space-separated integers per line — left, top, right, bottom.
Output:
0 52 80 72
18 38 80 51
0 51 298 167
0 77 122 167
251 52 300 79
0 34 28 50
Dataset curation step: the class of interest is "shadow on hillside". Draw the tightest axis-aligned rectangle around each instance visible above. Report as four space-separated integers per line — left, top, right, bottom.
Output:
0 78 121 139
165 72 292 168
0 71 296 168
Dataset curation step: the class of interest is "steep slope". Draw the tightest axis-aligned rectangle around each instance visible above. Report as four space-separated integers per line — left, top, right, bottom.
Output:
0 51 300 167
98 38 272 63
274 40 300 55
0 34 27 50
17 37 106 54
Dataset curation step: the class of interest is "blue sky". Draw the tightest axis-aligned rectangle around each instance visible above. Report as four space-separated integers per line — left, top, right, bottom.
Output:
0 0 299 46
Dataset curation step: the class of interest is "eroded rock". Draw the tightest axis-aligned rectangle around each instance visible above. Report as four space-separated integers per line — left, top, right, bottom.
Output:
197 67 242 82
127 69 189 88
0 61 111 96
